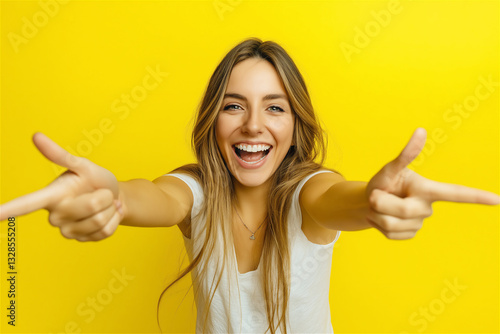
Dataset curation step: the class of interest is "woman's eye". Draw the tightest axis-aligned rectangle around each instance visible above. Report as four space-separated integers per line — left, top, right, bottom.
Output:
223 104 242 111
269 106 284 112
223 104 284 112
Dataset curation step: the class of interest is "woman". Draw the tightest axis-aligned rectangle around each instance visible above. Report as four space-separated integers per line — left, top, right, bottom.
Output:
1 37 498 333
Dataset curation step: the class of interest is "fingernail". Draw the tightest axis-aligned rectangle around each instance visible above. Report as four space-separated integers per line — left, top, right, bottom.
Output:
115 200 123 215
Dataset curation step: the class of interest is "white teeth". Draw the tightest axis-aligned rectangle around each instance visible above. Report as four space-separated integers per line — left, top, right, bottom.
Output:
235 144 271 152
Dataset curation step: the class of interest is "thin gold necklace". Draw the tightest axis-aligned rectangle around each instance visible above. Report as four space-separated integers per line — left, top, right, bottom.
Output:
234 206 266 240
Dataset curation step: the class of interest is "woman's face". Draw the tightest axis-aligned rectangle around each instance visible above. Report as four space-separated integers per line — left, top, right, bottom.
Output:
215 58 295 188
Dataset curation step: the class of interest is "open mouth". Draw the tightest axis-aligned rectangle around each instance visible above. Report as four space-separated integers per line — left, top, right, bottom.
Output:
232 145 272 164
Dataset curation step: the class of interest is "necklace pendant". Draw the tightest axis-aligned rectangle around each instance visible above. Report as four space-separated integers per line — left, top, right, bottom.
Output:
250 234 255 240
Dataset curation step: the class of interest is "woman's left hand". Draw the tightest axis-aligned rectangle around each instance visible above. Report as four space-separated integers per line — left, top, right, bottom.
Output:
365 127 500 240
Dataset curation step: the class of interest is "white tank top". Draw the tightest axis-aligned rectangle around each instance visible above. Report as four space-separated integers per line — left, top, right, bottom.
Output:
165 170 341 333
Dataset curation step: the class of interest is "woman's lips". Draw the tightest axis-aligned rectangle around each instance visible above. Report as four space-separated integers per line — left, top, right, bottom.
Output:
232 145 272 169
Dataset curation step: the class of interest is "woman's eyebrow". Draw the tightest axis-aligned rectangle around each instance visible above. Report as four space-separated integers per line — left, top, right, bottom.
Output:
224 92 287 102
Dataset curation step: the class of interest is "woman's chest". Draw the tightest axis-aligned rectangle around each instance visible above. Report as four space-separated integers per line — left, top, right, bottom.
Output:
233 220 266 274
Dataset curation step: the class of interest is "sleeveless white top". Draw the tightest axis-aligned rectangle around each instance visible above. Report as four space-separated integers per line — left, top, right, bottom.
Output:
165 170 341 333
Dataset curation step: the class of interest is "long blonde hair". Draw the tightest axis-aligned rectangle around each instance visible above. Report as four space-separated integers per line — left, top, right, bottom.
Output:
157 37 340 333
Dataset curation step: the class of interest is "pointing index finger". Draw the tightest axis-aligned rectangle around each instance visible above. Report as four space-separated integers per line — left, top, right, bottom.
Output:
0 185 59 221
423 179 500 205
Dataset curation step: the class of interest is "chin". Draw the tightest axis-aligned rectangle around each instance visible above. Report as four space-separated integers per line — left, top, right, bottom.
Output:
232 173 272 188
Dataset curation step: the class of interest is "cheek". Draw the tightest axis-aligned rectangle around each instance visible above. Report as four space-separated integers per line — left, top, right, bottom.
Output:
215 115 234 146
269 118 294 141
215 116 225 136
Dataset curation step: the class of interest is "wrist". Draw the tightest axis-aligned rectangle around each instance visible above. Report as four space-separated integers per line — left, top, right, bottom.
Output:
117 181 129 222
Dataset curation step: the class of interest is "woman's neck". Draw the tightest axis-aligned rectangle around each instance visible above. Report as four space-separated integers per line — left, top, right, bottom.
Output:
232 178 270 222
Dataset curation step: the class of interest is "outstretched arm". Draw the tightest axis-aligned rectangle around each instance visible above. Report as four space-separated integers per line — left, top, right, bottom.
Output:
0 132 193 242
119 175 193 228
301 128 500 240
301 173 371 231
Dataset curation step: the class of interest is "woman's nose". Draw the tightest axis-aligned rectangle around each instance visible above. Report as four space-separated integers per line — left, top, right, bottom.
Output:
241 110 264 135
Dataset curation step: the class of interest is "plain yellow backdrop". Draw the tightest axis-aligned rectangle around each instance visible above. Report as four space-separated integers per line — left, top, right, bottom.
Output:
1 0 498 333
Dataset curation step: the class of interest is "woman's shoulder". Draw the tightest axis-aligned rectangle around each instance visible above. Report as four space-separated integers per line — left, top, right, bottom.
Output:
296 168 345 245
165 163 203 182
161 164 203 192
155 164 204 240
298 167 345 207
300 167 343 187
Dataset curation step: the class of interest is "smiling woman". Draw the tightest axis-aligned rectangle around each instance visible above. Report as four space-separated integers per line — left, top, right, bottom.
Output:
0 37 498 334
160 39 343 333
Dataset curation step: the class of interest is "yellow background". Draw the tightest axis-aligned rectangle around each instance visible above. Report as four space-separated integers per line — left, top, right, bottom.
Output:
1 0 498 333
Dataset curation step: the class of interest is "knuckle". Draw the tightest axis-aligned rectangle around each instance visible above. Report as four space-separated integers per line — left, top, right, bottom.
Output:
422 182 437 201
426 205 433 217
378 219 389 231
386 232 402 240
416 198 433 218
76 157 91 170
48 212 62 227
99 222 117 239
385 232 396 240
369 193 381 211
380 217 395 231
414 219 424 230
91 212 107 228
87 197 102 212
101 189 114 203
59 226 74 239
100 228 112 239
90 229 110 242
408 231 417 239
402 231 417 239
65 154 87 171
102 222 116 237
79 157 91 164
400 205 412 218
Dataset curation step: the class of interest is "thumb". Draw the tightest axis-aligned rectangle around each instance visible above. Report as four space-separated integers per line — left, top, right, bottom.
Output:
33 132 120 198
32 132 88 174
384 128 427 178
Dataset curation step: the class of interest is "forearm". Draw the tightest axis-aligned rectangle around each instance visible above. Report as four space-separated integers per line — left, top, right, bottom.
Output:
118 179 184 227
309 181 372 231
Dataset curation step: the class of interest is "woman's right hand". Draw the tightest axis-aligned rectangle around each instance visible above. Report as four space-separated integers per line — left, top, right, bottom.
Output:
0 132 124 241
